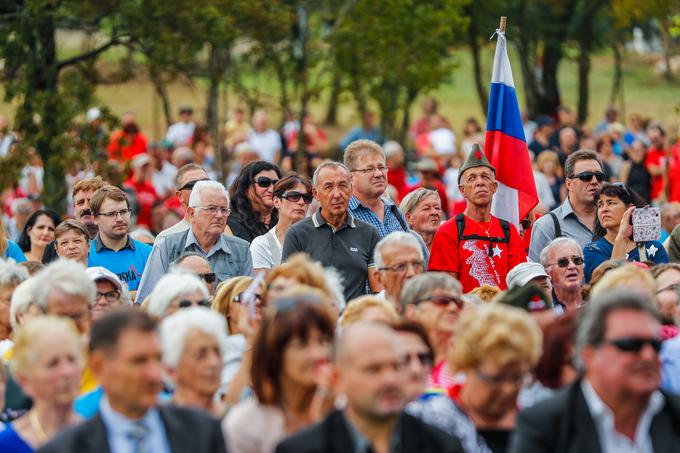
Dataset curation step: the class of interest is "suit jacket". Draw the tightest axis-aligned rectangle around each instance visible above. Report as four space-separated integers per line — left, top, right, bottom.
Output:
37 404 226 453
275 409 463 453
509 380 680 453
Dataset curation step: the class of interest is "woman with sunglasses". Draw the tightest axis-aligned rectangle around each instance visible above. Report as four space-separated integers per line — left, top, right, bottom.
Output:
250 174 312 272
583 183 668 282
145 272 211 318
228 161 282 243
408 304 542 453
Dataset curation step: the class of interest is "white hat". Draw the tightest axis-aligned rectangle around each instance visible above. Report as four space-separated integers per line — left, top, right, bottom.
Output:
86 267 123 293
131 153 151 168
506 262 549 289
86 107 101 123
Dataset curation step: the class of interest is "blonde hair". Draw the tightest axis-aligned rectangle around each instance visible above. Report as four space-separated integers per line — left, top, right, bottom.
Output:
267 254 334 300
343 139 385 171
591 265 656 299
450 303 542 371
468 284 502 303
11 316 83 378
212 276 266 333
340 296 398 327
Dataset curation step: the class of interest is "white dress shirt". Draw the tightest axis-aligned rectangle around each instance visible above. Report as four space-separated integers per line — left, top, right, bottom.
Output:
581 379 664 453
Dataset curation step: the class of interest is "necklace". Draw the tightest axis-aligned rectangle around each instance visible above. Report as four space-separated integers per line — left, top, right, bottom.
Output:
29 410 48 443
466 215 493 237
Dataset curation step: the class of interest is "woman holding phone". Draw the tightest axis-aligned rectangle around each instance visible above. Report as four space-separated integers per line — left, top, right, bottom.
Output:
583 183 668 282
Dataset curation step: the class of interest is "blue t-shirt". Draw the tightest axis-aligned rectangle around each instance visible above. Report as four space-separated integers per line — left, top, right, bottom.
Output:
583 237 669 282
4 241 26 263
88 236 152 291
0 422 32 452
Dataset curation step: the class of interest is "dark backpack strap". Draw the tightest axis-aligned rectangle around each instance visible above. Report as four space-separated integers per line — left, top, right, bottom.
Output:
455 214 466 242
389 203 410 231
549 212 562 238
500 219 511 244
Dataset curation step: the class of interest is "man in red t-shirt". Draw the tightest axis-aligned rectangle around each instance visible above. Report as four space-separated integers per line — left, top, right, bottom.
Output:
644 125 667 202
123 154 158 229
107 113 148 163
428 145 526 293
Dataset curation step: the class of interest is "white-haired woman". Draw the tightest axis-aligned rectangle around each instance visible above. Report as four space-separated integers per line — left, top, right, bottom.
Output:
0 259 29 353
160 307 229 417
400 188 442 250
0 317 83 451
147 272 211 318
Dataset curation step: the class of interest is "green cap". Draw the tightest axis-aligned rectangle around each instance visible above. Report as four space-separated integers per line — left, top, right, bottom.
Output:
496 284 553 313
458 143 495 184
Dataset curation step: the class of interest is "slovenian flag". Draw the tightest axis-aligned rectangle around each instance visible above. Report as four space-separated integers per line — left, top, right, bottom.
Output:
485 28 538 228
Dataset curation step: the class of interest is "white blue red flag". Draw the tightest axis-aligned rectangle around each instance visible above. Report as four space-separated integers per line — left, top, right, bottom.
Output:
485 29 538 228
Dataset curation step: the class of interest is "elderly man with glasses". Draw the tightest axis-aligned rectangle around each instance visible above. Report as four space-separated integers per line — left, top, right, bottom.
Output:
136 180 252 303
540 237 586 312
373 231 425 309
156 163 210 240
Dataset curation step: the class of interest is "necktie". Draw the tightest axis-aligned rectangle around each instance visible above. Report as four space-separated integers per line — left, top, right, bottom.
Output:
127 419 150 453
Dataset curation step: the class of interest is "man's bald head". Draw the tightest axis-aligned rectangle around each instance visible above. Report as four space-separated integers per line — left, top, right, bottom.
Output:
336 322 403 365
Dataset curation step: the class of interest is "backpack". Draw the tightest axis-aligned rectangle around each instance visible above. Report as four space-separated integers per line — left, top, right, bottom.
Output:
455 213 511 257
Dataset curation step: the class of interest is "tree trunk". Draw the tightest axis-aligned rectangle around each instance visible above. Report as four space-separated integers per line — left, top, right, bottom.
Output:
324 70 341 126
206 44 222 156
468 16 488 116
576 25 592 125
609 43 623 107
660 18 675 81
149 67 172 128
538 38 562 116
398 87 419 145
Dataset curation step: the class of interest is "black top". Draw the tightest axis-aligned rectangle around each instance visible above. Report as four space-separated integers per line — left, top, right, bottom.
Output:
228 213 274 244
627 162 652 204
477 428 511 453
282 210 380 302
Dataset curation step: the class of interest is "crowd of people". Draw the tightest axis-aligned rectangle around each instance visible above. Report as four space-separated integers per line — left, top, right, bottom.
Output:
0 99 678 453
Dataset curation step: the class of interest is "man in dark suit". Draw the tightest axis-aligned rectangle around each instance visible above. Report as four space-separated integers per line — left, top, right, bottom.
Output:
38 309 226 453
511 290 680 453
276 322 462 453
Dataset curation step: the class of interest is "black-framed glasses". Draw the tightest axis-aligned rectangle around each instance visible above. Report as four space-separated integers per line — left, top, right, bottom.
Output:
599 336 662 353
475 368 528 386
551 256 584 268
179 178 210 191
568 171 606 182
378 260 424 273
280 191 313 204
96 290 121 303
415 294 464 309
404 351 434 368
255 176 279 188
176 299 211 309
199 272 216 284
351 165 388 175
193 205 230 216
98 209 131 218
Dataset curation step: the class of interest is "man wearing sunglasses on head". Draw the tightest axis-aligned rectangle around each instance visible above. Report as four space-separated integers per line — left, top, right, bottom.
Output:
512 290 680 453
540 237 585 312
156 163 210 240
529 149 605 262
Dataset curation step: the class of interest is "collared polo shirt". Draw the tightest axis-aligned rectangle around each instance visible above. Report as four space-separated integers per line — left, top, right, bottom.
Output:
135 228 252 302
282 210 380 301
343 411 402 453
529 197 595 262
99 396 171 453
88 234 152 291
349 195 408 239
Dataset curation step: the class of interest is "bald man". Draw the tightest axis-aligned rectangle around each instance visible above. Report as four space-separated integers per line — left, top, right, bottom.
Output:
276 322 463 453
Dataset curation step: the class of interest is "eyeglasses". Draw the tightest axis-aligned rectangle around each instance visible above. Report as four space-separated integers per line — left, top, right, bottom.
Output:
656 282 679 294
599 336 662 353
280 191 313 204
96 290 121 303
179 178 210 191
568 171 606 182
255 176 279 188
404 351 434 368
193 205 230 216
475 368 528 386
378 260 425 273
98 209 131 218
551 256 584 268
176 299 211 309
415 294 464 310
233 293 264 305
199 272 216 284
351 165 388 175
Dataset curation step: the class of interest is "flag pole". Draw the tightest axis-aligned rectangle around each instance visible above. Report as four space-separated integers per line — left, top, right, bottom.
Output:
499 16 506 33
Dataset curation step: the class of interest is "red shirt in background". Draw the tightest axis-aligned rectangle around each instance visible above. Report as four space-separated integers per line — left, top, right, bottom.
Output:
669 143 680 202
645 147 666 201
107 131 148 163
387 166 409 203
124 178 158 229
428 214 526 293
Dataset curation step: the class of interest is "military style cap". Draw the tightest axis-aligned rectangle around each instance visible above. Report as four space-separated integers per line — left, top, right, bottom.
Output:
496 283 553 312
458 143 495 184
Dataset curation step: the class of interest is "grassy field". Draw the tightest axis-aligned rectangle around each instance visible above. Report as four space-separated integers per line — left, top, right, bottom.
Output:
0 43 678 145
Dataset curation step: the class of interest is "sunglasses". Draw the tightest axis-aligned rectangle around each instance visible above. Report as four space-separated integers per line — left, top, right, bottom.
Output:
233 293 264 305
600 336 662 353
415 294 464 309
280 191 313 204
176 299 211 309
199 272 216 284
552 256 584 268
179 178 210 191
255 176 280 188
569 171 606 182
404 351 434 368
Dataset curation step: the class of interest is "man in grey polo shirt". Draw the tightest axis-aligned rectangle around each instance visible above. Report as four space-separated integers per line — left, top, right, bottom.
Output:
282 162 380 301
529 150 604 262
136 180 252 302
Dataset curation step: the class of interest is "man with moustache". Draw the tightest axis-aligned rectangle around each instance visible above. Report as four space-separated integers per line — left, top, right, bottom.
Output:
88 186 152 293
511 291 680 452
43 177 107 263
428 145 526 293
276 322 463 453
